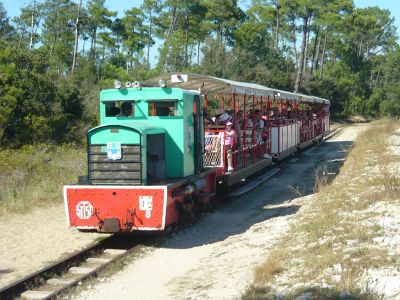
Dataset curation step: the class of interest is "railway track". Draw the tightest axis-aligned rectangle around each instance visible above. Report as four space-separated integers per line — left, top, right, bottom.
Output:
0 234 147 300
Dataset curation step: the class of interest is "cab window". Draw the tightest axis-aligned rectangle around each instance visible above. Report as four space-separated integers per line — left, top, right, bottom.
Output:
148 101 178 117
105 101 135 117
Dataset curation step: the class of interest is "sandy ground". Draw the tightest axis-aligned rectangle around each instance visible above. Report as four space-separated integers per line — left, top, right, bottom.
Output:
0 124 367 298
0 206 108 288
72 124 367 300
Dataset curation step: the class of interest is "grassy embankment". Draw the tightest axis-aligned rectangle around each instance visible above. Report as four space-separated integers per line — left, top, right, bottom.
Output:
0 144 86 216
243 119 400 299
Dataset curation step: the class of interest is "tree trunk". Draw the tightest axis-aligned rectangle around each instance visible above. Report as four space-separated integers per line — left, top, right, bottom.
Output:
294 16 308 93
82 37 86 56
92 28 97 59
274 7 280 51
303 18 311 73
197 40 200 65
383 67 390 85
303 32 308 73
311 27 319 74
29 0 36 50
292 19 298 69
18 34 23 50
167 7 178 38
185 13 189 67
319 28 328 78
313 32 321 74
50 33 57 56
147 12 153 67
72 0 83 73
361 93 367 115
374 62 383 87
158 6 178 70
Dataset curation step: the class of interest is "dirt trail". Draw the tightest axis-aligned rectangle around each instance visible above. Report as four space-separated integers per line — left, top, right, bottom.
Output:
74 124 366 300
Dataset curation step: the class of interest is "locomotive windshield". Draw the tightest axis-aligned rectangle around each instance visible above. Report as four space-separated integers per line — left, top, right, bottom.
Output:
148 100 179 117
105 101 135 117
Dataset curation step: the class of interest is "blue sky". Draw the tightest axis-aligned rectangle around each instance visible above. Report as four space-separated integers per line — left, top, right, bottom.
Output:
3 0 399 36
2 0 399 52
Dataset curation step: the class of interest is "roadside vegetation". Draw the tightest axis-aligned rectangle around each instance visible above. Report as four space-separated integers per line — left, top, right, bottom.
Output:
243 119 400 299
0 144 86 216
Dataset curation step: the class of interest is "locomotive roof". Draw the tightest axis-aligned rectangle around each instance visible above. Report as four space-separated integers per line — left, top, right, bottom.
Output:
143 74 330 105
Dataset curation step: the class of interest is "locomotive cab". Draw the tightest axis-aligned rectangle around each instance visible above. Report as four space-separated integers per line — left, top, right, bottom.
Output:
89 86 204 185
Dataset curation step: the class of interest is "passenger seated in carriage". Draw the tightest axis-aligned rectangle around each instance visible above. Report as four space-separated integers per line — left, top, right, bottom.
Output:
253 110 264 144
287 105 292 119
246 109 254 128
234 110 244 148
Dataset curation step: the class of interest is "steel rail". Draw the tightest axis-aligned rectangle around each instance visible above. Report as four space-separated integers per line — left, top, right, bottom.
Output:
0 234 145 300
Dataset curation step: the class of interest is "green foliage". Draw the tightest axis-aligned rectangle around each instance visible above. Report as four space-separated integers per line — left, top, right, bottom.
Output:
200 38 232 78
368 83 400 117
202 0 245 43
0 48 21 141
0 144 86 215
0 1 14 39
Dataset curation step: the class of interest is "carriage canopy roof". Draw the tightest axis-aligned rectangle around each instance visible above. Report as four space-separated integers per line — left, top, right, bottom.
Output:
143 74 330 105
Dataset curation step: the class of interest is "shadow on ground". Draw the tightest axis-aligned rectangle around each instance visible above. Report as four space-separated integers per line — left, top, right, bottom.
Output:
154 139 353 250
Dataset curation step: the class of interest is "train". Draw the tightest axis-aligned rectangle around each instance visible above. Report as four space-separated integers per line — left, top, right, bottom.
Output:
63 74 330 233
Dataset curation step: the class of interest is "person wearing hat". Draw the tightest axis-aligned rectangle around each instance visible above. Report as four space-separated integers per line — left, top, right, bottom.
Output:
216 112 231 126
224 120 235 172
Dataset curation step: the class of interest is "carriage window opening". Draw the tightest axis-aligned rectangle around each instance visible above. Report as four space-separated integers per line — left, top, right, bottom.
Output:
105 101 135 117
148 101 178 116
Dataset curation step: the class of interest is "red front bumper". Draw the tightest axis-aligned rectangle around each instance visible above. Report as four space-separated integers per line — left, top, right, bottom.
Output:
64 185 167 232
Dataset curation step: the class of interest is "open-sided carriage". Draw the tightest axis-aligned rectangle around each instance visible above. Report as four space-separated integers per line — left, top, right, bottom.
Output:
146 75 330 188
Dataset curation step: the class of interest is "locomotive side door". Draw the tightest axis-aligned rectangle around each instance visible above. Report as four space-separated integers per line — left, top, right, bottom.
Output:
193 95 204 174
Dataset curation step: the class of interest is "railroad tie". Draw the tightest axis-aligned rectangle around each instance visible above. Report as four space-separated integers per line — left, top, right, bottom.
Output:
46 278 76 285
86 257 113 264
20 290 53 300
103 249 127 256
69 266 96 275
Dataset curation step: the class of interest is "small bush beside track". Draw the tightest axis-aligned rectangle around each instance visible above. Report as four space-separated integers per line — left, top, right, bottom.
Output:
0 144 86 216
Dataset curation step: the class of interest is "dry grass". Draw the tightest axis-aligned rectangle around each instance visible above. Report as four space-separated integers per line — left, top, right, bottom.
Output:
243 119 400 299
253 249 286 284
0 144 86 216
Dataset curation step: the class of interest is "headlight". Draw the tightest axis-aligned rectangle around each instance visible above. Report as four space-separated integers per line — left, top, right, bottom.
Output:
114 80 122 89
